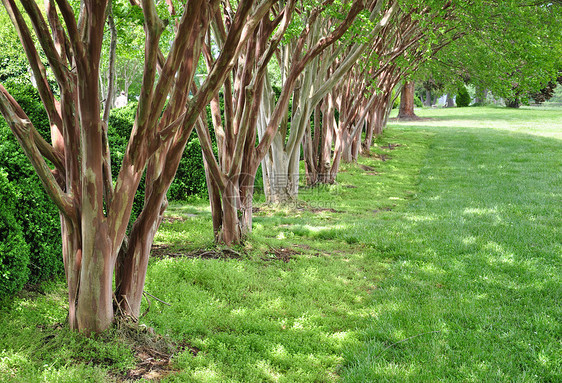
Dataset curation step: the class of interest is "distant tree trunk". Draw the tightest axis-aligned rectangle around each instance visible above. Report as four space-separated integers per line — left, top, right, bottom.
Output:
474 86 482 104
424 89 432 107
445 93 455 107
506 98 520 108
397 81 418 119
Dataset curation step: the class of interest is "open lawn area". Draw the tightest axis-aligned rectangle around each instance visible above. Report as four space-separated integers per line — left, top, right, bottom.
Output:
1 106 560 382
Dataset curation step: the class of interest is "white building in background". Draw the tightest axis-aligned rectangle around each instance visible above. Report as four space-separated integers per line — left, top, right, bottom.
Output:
115 91 128 108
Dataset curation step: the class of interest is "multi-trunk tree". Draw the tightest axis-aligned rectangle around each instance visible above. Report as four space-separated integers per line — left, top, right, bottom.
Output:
300 1 458 184
0 0 277 333
265 0 393 198
198 0 369 244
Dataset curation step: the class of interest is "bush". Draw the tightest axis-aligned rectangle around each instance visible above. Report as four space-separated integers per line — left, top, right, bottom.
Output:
0 170 30 300
456 85 471 107
0 83 63 286
168 136 208 199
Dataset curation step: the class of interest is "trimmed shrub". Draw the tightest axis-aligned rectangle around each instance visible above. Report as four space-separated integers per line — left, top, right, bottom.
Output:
0 83 63 285
0 170 30 300
456 85 471 107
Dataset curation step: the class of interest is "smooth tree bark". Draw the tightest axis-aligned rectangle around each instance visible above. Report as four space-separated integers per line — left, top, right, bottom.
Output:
397 81 418 119
445 93 455 107
0 0 269 333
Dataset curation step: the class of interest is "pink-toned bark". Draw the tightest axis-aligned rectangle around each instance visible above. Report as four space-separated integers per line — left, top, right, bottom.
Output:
198 0 367 245
0 0 268 333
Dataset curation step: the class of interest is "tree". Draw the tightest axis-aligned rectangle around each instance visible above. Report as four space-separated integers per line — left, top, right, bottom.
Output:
198 0 369 244
418 1 562 108
397 81 418 119
0 0 276 333
270 0 394 194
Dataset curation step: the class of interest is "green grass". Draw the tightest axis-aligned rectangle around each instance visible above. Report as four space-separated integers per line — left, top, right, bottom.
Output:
340 106 562 382
0 106 560 382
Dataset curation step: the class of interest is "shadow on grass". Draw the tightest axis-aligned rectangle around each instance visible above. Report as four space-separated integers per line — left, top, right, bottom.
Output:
340 126 562 382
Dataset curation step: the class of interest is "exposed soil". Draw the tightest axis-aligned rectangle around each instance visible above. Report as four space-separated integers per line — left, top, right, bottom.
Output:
371 153 391 162
358 164 376 171
151 244 242 260
262 247 300 263
113 322 200 381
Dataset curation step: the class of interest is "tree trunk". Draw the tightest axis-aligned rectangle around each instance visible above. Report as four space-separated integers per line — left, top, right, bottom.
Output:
221 178 241 245
445 93 455 107
506 98 520 108
424 89 432 107
397 81 418 119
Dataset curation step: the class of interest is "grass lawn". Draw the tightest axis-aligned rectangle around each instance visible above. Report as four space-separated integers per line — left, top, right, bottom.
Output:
0 106 560 382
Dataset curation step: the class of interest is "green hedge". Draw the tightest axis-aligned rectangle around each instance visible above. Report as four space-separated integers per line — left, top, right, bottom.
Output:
0 82 63 291
108 102 212 207
0 170 30 300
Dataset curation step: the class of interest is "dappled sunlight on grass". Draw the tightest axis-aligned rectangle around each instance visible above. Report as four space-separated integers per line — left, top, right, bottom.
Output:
342 107 562 382
391 106 562 140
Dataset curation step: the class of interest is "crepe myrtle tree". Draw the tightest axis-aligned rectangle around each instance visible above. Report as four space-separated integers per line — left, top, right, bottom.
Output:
301 0 460 184
263 0 393 200
0 0 276 333
197 0 369 245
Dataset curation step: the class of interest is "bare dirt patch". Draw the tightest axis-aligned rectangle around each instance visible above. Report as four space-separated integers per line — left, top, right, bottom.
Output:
151 244 242 260
358 164 376 171
262 247 301 263
371 153 391 161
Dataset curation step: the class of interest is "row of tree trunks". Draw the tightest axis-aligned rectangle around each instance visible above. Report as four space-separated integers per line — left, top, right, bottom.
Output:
198 0 370 244
0 0 270 333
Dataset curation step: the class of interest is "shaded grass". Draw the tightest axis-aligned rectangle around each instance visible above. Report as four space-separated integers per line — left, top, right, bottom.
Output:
0 280 136 382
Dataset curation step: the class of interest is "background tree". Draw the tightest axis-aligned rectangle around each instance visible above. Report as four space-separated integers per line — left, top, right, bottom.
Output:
198 0 369 244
